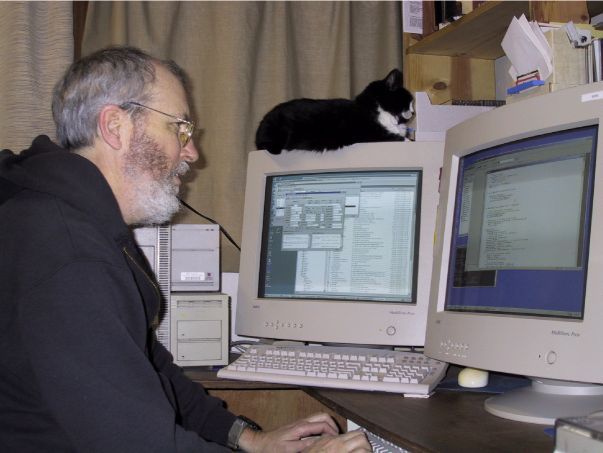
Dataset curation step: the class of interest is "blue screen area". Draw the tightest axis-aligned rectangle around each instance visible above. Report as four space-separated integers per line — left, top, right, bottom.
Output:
445 126 598 318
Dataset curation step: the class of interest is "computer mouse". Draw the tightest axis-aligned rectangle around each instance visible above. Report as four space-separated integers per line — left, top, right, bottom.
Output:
457 367 489 388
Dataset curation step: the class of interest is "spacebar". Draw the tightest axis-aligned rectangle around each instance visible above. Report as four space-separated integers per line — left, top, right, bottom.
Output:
256 368 306 376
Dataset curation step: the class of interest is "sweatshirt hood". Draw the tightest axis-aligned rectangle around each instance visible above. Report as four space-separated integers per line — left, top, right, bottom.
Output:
0 135 130 241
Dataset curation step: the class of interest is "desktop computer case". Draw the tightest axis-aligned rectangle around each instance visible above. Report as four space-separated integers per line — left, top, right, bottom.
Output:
132 224 228 366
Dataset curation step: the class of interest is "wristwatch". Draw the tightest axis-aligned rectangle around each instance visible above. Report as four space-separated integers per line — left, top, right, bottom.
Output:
227 415 262 450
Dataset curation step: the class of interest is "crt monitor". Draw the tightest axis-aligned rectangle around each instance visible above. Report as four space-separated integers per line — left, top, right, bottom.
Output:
236 142 444 347
425 82 603 425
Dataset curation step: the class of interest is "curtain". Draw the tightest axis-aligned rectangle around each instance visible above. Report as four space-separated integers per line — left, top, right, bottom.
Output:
0 1 74 153
82 1 403 271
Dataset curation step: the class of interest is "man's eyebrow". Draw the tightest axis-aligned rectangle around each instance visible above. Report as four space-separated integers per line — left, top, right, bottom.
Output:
178 112 192 122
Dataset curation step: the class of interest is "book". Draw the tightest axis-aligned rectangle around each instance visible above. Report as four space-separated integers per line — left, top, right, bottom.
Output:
507 80 545 95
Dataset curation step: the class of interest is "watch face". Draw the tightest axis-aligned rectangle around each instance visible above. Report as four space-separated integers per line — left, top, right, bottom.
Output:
228 416 262 450
239 416 261 431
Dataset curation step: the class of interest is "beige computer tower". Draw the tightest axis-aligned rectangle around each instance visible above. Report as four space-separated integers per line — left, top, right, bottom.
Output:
170 292 229 367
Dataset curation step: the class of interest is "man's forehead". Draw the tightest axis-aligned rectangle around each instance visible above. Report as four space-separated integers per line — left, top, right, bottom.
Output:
152 65 189 115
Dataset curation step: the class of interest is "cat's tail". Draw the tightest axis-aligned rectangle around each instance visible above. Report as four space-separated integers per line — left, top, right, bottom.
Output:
255 116 285 155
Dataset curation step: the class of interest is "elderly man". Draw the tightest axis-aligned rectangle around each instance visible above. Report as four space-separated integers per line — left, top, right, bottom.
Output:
0 46 370 452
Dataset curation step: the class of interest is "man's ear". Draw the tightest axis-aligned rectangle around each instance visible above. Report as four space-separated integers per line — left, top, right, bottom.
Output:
98 104 128 150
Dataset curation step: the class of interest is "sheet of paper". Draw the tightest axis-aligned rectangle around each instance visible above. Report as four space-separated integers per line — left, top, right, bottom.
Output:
501 14 553 81
403 1 423 34
530 21 553 60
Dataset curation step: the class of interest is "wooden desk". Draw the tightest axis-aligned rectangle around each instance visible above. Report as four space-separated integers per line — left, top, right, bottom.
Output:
307 387 554 452
185 367 555 452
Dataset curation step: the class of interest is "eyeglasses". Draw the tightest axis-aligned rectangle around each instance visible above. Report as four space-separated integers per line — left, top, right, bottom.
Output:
121 101 195 148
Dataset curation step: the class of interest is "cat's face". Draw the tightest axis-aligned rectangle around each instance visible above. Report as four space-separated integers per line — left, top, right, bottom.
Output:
359 69 414 138
376 69 414 137
377 103 414 137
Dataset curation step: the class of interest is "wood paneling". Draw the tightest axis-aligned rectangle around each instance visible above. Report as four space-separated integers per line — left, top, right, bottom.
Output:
404 34 494 104
208 389 348 433
187 368 348 433
530 1 589 23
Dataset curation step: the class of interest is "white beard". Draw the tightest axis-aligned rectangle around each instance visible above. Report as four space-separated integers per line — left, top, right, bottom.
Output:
123 124 190 226
130 160 189 226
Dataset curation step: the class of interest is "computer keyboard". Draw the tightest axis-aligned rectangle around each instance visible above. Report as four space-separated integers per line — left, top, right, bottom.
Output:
217 344 448 395
348 420 409 452
363 429 409 453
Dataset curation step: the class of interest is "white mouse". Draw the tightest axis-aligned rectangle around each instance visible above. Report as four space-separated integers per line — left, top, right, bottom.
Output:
457 367 489 388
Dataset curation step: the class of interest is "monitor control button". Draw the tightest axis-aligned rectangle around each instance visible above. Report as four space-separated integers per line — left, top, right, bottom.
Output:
386 326 396 336
546 351 557 364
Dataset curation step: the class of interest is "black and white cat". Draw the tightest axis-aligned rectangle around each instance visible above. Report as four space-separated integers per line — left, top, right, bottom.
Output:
255 69 414 155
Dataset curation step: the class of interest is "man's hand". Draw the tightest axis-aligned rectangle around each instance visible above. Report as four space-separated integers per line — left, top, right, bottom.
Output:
237 412 343 453
303 430 372 453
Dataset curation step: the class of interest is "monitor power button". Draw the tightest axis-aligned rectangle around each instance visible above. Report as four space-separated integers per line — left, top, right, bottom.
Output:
546 351 557 364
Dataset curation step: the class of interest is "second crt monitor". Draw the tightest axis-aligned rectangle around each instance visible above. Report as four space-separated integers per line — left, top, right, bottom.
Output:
236 142 444 347
425 82 603 425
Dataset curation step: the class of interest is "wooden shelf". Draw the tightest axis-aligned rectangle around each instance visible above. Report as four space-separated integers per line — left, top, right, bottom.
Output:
407 1 530 59
407 1 591 60
403 1 590 102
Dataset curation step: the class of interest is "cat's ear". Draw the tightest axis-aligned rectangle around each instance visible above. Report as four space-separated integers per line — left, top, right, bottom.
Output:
385 69 403 91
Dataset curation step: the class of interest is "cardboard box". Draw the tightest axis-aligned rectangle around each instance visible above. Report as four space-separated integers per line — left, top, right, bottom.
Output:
414 92 494 141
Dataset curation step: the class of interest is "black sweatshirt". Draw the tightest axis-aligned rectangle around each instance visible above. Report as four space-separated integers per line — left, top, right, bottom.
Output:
0 136 234 452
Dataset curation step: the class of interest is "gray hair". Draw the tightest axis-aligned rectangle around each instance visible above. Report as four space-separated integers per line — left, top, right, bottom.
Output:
52 46 188 150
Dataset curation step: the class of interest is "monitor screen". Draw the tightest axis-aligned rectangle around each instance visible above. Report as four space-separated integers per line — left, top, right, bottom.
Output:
446 126 596 319
259 170 420 304
236 142 444 347
425 82 603 425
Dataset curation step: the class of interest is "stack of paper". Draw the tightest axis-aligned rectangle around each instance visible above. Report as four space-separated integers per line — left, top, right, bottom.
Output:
502 14 553 84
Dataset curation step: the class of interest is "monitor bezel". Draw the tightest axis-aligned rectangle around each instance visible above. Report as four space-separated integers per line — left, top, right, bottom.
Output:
236 142 444 347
